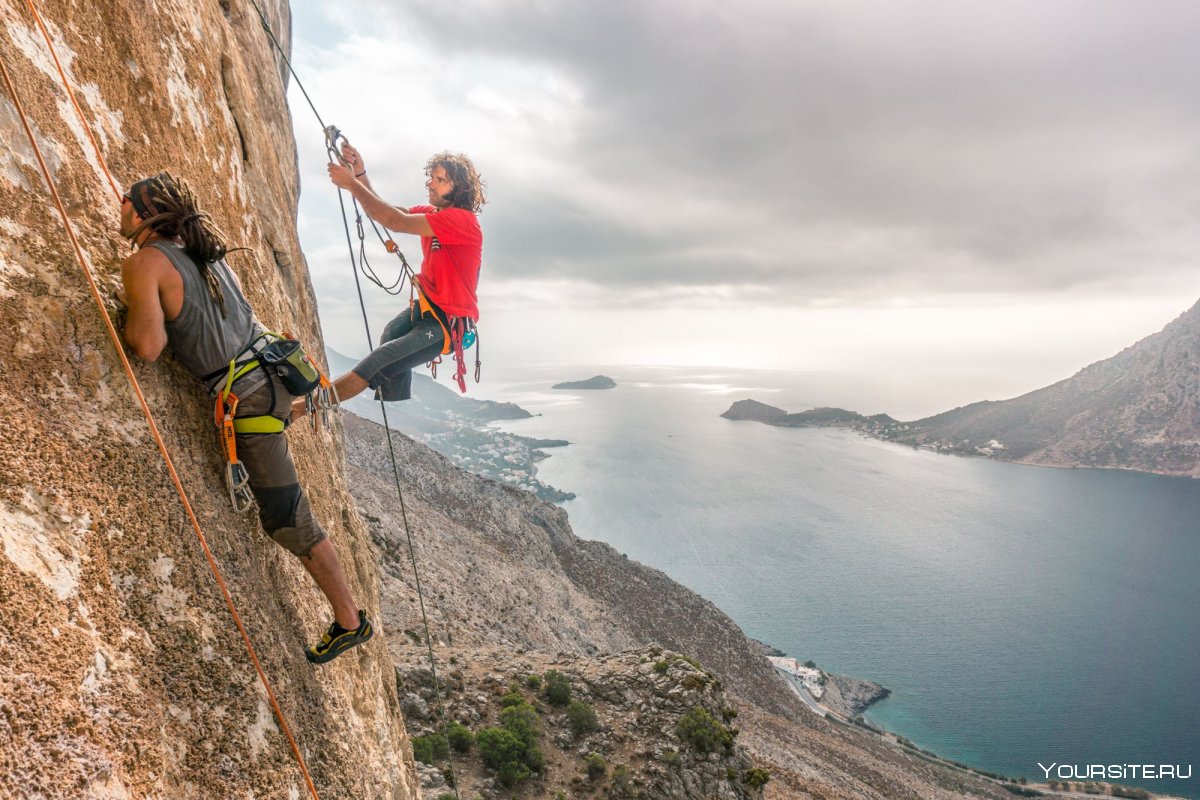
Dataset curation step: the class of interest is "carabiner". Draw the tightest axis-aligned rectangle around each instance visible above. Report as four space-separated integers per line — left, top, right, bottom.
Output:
324 124 345 158
225 460 254 514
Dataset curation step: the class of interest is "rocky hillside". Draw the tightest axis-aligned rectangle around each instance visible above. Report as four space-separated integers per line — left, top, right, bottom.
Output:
1 2 414 797
723 299 1200 477
892 299 1200 475
396 647 766 799
341 413 1021 800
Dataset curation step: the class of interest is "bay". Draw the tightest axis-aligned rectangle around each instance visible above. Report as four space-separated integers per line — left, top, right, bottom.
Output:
475 365 1200 798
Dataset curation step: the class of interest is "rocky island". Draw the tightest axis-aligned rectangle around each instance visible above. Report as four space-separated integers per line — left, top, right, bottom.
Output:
723 297 1200 479
553 375 617 390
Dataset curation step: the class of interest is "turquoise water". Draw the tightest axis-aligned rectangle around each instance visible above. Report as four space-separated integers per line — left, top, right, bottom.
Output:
477 365 1200 797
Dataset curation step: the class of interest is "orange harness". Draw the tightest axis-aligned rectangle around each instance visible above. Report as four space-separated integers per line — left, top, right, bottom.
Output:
418 292 481 393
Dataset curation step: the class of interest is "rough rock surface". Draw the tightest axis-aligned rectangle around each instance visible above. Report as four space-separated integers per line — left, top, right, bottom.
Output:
342 413 1021 799
1 2 415 797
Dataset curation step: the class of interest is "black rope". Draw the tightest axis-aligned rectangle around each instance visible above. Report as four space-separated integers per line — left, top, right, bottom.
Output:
244 1 463 795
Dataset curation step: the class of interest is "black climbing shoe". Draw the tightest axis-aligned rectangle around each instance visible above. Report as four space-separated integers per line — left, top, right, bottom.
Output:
305 610 373 664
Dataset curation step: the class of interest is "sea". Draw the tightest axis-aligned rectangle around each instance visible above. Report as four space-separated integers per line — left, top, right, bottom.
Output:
463 363 1200 798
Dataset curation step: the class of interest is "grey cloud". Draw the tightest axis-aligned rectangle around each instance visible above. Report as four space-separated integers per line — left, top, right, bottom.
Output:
362 1 1200 300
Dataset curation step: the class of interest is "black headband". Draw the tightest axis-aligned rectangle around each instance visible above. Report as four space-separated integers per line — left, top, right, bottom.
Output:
127 173 172 221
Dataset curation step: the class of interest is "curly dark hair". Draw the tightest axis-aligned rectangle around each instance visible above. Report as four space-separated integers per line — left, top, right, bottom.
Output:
126 171 245 316
426 152 487 213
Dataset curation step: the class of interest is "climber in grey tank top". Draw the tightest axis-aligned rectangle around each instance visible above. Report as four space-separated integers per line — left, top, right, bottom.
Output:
117 171 373 665
151 240 262 386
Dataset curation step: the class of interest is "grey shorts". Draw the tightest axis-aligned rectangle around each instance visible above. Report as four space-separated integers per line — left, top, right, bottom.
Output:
233 374 327 558
352 305 446 401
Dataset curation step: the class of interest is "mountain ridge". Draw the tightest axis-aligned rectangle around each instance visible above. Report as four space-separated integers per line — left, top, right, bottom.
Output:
723 299 1200 477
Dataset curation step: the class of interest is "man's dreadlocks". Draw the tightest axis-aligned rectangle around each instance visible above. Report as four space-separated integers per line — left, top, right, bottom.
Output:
126 171 244 317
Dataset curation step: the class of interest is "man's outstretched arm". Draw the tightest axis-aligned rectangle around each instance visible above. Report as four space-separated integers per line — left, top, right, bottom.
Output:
327 162 434 237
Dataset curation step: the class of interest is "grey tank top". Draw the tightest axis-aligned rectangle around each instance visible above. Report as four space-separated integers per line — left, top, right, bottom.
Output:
155 241 262 383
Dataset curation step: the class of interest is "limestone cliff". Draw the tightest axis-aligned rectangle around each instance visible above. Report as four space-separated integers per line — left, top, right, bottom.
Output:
0 2 415 797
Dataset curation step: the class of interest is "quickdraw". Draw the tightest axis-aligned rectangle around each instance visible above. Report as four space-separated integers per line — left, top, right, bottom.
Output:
304 372 340 433
214 372 254 514
325 124 415 297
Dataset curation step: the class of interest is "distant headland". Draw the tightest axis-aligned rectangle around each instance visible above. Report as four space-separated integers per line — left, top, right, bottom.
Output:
553 375 617 390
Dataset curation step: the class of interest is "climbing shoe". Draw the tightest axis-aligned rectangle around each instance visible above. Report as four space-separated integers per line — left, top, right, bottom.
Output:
305 610 373 664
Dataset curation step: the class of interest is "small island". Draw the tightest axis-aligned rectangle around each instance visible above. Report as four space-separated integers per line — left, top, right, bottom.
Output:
553 375 617 390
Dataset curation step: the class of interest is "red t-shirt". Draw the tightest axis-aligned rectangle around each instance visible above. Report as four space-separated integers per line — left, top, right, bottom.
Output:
407 205 482 320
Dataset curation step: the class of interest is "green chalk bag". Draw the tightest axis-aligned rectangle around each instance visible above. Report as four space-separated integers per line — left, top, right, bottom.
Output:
259 337 321 396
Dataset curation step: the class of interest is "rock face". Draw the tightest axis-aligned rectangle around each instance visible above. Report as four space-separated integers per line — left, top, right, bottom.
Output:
553 375 617 390
1 3 414 798
821 673 891 720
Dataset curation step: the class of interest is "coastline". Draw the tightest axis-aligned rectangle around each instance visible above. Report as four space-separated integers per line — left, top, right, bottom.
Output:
725 410 1200 481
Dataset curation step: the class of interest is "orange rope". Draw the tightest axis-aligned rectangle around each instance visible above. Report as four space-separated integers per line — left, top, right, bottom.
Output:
0 50 321 800
24 0 121 200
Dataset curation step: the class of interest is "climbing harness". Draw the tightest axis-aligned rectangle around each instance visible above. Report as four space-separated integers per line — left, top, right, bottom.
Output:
1 17 321 799
205 331 339 511
417 292 482 394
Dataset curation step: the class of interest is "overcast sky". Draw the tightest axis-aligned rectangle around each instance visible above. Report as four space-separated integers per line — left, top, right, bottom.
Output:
286 1 1200 408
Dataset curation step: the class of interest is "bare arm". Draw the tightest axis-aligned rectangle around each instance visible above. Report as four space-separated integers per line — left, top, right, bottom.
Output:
328 158 434 237
120 250 168 361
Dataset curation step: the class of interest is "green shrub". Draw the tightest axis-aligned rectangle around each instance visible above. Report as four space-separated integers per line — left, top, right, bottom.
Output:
675 707 733 754
477 727 530 787
585 752 607 781
411 733 448 764
446 721 474 753
500 691 527 708
744 768 770 788
499 702 541 751
543 670 572 706
497 760 531 788
526 674 543 690
653 660 670 674
566 701 600 736
661 749 681 767
523 745 546 771
612 764 631 792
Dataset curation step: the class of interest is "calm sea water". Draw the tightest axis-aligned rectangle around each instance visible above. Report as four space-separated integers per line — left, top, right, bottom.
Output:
471 365 1200 797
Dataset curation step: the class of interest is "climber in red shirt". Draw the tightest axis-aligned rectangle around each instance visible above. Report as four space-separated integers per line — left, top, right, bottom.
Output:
296 143 485 417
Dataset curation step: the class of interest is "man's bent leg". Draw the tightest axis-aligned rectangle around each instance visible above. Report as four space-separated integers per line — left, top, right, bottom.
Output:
298 539 360 631
347 315 446 402
237 380 362 630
